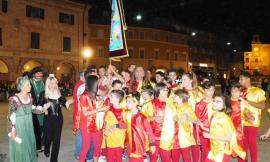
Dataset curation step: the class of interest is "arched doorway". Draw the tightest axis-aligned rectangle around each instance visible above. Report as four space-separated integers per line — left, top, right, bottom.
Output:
0 59 9 81
22 60 42 73
54 62 76 96
54 62 75 82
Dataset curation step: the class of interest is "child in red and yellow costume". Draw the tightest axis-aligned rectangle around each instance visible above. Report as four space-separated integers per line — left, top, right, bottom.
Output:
103 90 126 162
203 96 246 162
124 94 156 162
149 83 177 162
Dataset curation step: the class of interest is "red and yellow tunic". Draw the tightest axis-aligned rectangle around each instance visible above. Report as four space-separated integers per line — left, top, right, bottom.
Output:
141 100 154 121
79 91 101 133
150 98 177 150
195 99 214 135
174 103 197 149
230 99 244 146
241 86 266 127
104 106 126 148
188 89 204 111
124 111 155 158
208 112 246 162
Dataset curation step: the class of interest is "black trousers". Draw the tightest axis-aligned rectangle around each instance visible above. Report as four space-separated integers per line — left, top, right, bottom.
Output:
43 114 63 162
32 114 42 150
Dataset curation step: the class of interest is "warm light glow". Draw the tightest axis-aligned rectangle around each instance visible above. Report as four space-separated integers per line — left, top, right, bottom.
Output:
25 65 30 70
189 62 193 66
83 48 93 58
254 47 259 52
199 63 208 67
223 73 227 79
191 32 196 36
233 67 236 71
57 66 60 71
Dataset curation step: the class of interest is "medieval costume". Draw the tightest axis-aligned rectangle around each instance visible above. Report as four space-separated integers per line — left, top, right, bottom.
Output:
149 98 176 162
241 86 266 162
124 110 155 162
172 103 197 162
29 66 46 151
206 112 246 162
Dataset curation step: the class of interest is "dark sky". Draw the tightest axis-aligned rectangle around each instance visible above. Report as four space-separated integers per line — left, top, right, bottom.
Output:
75 0 270 50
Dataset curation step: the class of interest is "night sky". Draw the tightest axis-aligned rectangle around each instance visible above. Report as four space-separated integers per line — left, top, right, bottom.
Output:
75 0 270 51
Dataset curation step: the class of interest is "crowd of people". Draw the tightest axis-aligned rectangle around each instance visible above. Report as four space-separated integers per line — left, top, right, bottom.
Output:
6 63 270 162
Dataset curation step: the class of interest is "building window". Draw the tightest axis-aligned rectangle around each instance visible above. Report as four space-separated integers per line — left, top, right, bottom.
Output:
97 29 104 38
153 32 159 40
166 50 170 60
1 0 8 13
31 32 40 49
0 28 2 46
255 58 258 63
174 51 179 60
98 47 104 57
59 12 74 25
182 51 187 61
139 48 145 59
128 48 133 58
139 31 145 39
63 37 71 52
26 5 44 19
166 35 169 42
154 49 160 60
128 31 133 39
245 58 249 63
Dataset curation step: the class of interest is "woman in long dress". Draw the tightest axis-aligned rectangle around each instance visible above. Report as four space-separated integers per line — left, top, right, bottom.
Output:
8 76 47 162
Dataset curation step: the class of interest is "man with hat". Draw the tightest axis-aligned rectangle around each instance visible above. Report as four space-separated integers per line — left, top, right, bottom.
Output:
29 66 46 152
239 70 266 162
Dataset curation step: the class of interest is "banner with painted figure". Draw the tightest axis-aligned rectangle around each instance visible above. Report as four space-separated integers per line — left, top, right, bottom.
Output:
109 0 128 59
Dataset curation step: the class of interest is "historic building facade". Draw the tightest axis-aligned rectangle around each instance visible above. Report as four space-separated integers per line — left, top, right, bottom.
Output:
87 24 189 71
244 35 270 76
0 0 189 81
0 0 89 81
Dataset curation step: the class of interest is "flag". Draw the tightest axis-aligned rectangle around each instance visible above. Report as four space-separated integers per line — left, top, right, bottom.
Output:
109 0 128 59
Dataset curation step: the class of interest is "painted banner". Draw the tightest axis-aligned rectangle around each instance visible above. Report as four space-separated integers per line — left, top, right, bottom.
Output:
109 0 128 58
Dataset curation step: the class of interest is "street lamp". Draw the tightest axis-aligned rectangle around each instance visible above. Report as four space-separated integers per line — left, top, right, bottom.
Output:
82 47 93 68
233 49 237 52
83 48 92 58
227 42 231 46
136 14 142 21
191 32 196 36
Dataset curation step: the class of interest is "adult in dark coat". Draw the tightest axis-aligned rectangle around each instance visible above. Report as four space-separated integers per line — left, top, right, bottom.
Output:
28 66 47 152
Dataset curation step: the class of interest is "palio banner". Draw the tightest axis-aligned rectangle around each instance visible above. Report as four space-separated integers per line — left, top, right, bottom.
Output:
109 0 129 59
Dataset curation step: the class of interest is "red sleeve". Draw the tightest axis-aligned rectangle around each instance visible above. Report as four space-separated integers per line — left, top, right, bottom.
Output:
143 119 155 143
79 94 88 107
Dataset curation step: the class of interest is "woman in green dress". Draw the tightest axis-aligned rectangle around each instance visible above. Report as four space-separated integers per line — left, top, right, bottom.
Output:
7 76 47 162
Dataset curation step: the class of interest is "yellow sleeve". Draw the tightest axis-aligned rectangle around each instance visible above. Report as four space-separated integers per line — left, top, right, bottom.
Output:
141 102 154 120
187 105 197 121
247 87 266 103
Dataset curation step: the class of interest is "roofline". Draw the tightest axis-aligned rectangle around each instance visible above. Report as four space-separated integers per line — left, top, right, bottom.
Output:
88 24 188 37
